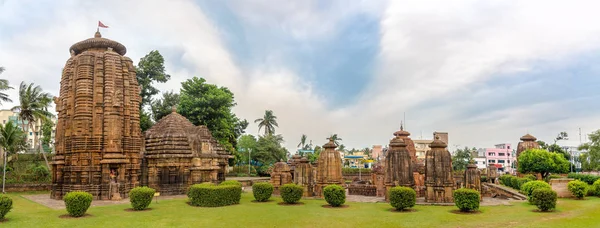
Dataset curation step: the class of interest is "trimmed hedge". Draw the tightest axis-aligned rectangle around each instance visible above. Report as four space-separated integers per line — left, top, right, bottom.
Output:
453 188 480 212
524 174 537 181
520 181 551 203
531 188 557 211
63 191 93 217
220 180 243 188
567 173 600 185
280 184 303 204
323 185 346 207
567 180 588 199
187 182 242 207
388 187 416 211
593 179 600 196
252 182 274 202
500 174 531 190
0 195 13 220
129 186 155 210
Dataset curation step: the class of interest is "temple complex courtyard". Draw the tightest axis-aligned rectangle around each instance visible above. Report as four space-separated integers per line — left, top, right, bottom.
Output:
3 191 599 228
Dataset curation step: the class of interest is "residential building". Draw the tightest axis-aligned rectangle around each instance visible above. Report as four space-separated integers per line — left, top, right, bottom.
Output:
0 109 56 150
372 145 383 160
558 140 587 172
473 149 487 169
413 132 449 160
484 143 516 174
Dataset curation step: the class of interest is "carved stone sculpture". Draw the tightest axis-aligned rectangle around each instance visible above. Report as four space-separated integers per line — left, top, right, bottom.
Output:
384 129 415 200
271 160 293 194
293 157 315 197
142 108 232 195
425 136 454 203
464 160 482 200
487 165 499 184
51 31 142 200
315 138 343 197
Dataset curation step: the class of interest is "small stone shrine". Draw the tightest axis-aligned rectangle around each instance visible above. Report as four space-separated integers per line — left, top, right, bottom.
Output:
464 160 482 199
51 31 142 200
384 129 415 200
293 156 315 197
487 164 499 184
516 133 540 174
371 161 386 197
270 160 293 194
142 108 232 195
425 136 454 203
315 138 343 197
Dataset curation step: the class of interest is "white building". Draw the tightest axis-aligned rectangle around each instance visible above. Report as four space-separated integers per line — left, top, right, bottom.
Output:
473 149 487 169
0 109 56 151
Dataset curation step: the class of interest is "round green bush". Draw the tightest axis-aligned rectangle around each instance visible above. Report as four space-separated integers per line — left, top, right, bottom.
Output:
323 185 346 207
517 178 531 190
592 179 600 196
453 188 480 212
520 181 551 203
388 187 416 211
129 186 156 210
0 195 13 220
252 182 274 202
187 182 242 207
531 188 557 211
63 191 93 217
524 174 537 181
568 180 588 199
220 180 242 188
280 184 303 204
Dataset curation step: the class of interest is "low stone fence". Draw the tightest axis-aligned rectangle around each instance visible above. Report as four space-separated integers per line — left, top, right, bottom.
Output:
343 174 372 182
5 183 51 192
348 184 377 196
550 178 574 198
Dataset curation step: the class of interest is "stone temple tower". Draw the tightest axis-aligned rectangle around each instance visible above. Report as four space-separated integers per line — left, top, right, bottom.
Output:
425 136 454 203
384 129 414 201
315 138 343 197
51 31 142 200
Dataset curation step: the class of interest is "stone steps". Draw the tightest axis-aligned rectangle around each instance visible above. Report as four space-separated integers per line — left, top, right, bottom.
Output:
483 183 527 200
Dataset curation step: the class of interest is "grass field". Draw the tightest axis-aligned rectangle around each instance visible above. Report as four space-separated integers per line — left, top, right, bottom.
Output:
2 192 599 228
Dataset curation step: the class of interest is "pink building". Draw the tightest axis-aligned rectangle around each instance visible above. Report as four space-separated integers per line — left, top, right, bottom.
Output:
485 143 516 174
372 145 383 160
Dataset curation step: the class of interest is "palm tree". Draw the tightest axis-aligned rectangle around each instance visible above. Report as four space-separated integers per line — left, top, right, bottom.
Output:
328 134 342 146
0 122 28 193
0 67 13 106
297 134 307 149
254 110 278 135
338 144 346 152
12 82 54 169
364 147 372 158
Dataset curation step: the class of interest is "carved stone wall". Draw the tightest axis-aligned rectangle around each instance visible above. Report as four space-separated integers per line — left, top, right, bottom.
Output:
143 109 232 195
271 161 293 194
51 32 142 200
293 157 315 197
315 139 343 197
425 136 454 203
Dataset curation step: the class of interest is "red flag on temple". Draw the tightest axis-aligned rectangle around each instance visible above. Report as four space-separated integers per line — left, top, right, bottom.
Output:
98 21 109 28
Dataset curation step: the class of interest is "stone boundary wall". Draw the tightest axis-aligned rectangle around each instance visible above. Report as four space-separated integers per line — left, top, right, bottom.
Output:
5 183 51 192
343 174 372 182
550 178 574 198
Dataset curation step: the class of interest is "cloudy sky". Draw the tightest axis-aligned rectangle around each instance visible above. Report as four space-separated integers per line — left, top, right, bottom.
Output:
1 0 598 152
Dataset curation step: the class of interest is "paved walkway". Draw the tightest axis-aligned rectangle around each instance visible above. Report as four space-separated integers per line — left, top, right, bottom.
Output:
22 194 187 210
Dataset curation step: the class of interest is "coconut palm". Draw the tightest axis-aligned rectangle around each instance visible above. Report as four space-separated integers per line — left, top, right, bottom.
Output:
364 147 372 158
328 134 342 146
254 110 278 136
12 81 54 168
0 67 13 106
298 134 307 149
1 121 28 193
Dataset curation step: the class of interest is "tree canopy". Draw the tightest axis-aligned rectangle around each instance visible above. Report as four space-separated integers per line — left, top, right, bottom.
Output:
136 50 171 131
0 122 28 156
253 134 288 165
452 147 473 171
254 110 278 136
151 90 180 122
178 77 247 153
0 67 13 106
579 129 600 171
517 148 569 178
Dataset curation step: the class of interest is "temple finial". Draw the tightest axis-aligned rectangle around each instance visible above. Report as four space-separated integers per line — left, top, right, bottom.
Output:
171 106 177 113
400 121 404 131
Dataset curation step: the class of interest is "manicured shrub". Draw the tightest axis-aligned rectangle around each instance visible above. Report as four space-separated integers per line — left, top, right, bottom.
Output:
509 176 519 189
520 181 551 203
323 185 346 207
388 187 416 211
531 188 557 212
252 182 274 202
187 182 242 207
129 186 155 210
280 184 303 204
524 174 537 181
593 179 600 196
63 191 93 217
220 180 242 188
453 188 480 212
544 174 563 183
568 180 588 199
517 178 531 190
0 195 13 220
567 173 600 185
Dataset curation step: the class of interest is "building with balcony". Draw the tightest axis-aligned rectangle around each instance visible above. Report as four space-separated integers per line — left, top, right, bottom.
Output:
483 143 516 174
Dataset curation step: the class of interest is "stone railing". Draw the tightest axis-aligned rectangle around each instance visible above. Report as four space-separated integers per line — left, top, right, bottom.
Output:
348 184 377 196
5 183 51 192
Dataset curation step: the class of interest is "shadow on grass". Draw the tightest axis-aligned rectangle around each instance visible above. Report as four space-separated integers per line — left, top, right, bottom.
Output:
277 202 305 206
322 204 350 209
388 208 417 213
251 199 275 203
124 208 153 212
531 209 557 213
58 214 93 219
449 210 482 215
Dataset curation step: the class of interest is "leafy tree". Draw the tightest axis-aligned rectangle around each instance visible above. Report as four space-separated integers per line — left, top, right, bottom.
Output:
178 77 244 153
0 122 28 158
308 146 322 164
0 67 13 106
236 134 257 165
253 134 288 165
151 91 180 122
579 130 600 171
11 82 53 168
452 147 473 171
363 147 372 158
298 134 307 149
537 131 571 160
337 144 346 153
254 110 278 136
518 148 570 179
40 119 53 153
135 51 170 131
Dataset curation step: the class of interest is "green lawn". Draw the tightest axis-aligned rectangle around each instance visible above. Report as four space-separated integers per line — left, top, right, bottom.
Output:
2 192 599 228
